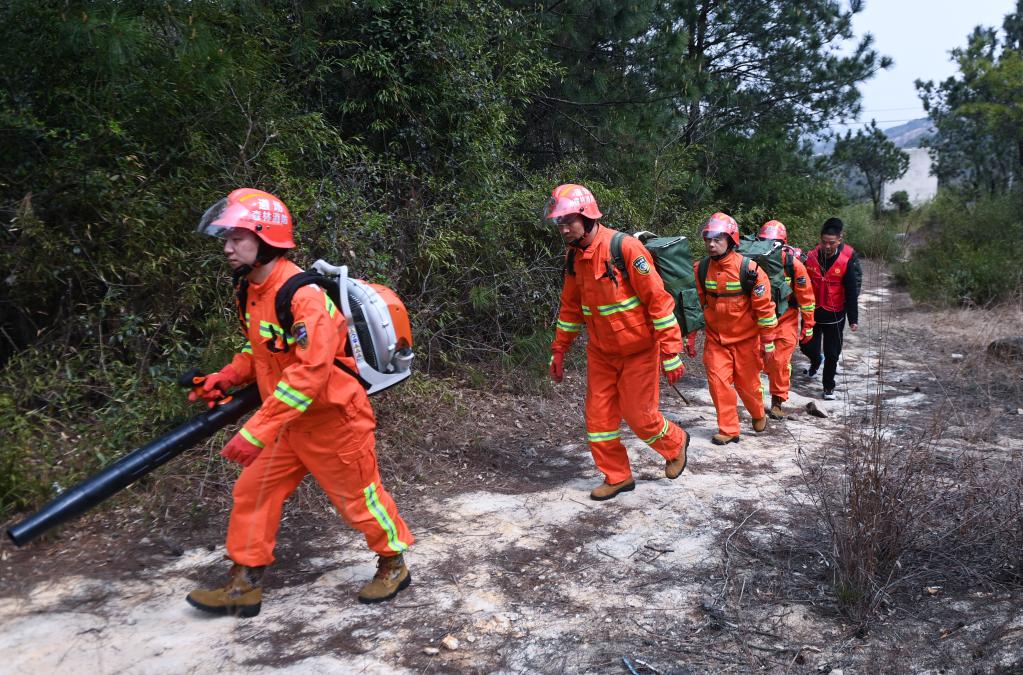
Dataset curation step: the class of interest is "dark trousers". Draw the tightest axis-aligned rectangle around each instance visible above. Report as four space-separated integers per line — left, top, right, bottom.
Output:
800 315 845 390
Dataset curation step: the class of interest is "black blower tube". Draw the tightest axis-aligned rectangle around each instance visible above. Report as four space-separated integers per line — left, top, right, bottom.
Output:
6 385 262 547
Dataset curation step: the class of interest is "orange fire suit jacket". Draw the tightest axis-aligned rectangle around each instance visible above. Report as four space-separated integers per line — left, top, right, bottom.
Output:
552 225 682 363
225 259 365 450
694 250 778 345
782 249 816 331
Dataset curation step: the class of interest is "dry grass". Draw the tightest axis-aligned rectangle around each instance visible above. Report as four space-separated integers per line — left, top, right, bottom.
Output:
795 291 1023 628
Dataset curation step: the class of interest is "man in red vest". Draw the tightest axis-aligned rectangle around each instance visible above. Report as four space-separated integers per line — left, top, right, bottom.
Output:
800 218 862 400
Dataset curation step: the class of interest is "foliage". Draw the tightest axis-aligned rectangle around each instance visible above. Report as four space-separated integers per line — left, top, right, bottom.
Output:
0 0 558 515
838 203 901 262
888 190 911 213
916 2 1023 196
832 120 910 218
896 189 1023 306
511 0 887 211
0 0 888 515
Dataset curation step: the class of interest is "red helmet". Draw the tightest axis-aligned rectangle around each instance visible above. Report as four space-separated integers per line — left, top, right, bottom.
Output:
197 188 296 249
544 184 603 223
758 220 788 243
701 212 740 247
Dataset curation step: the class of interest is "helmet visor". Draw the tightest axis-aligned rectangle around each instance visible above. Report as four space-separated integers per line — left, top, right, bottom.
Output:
196 198 252 238
701 217 734 240
544 195 583 224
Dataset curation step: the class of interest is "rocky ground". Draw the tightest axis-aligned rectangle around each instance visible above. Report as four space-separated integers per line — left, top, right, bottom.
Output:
1 262 1021 674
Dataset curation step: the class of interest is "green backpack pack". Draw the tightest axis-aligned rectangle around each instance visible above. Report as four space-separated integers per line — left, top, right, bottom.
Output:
733 235 791 316
566 229 705 335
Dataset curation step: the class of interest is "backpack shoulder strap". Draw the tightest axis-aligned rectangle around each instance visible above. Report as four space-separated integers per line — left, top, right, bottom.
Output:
565 249 576 276
274 271 371 390
697 257 711 296
234 279 250 334
274 271 332 337
609 231 629 279
739 256 758 295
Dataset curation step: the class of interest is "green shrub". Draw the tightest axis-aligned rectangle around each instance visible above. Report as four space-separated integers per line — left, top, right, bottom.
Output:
896 190 1023 305
839 203 902 261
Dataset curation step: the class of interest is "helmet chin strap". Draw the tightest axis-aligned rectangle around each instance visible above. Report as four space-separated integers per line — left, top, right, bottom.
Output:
232 265 253 284
710 242 735 260
568 218 597 249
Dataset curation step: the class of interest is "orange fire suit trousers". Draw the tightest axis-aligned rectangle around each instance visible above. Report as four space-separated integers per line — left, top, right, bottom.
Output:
226 403 413 567
764 309 799 401
704 335 766 436
585 346 687 484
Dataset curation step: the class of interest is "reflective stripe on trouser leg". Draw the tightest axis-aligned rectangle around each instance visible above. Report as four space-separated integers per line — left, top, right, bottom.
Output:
732 336 767 420
704 338 741 436
619 348 686 461
766 311 799 400
585 346 632 484
300 401 414 556
226 431 307 567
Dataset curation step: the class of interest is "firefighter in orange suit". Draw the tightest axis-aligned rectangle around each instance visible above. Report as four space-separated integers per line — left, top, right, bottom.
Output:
757 220 816 419
546 184 692 502
185 188 414 618
695 213 778 445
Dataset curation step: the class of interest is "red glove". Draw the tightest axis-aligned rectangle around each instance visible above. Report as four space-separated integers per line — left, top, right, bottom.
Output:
684 332 698 359
662 353 685 385
189 365 241 408
221 431 263 467
549 350 565 383
799 326 814 345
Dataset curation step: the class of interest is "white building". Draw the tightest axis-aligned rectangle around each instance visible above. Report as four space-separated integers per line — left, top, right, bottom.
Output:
883 147 937 206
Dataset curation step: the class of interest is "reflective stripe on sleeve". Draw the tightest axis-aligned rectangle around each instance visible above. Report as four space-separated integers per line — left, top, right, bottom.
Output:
763 342 776 352
273 381 313 412
800 303 816 311
241 341 253 355
662 355 683 372
653 313 678 330
239 428 265 449
557 319 584 333
758 316 778 327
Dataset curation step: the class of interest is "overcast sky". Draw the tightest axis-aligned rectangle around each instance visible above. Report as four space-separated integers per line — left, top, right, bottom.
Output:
831 0 1017 132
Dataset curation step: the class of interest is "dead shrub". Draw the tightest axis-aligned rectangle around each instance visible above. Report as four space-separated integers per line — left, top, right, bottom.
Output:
799 389 1023 626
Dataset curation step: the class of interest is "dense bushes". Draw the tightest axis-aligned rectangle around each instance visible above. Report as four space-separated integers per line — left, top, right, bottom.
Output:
0 1 880 516
896 190 1023 306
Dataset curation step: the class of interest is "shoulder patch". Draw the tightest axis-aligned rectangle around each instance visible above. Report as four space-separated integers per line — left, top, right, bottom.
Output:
753 284 766 298
832 266 843 276
632 255 651 275
796 277 808 286
293 322 309 349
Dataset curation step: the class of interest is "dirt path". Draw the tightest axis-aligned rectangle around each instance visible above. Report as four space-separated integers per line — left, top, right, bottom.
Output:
2 263 1020 673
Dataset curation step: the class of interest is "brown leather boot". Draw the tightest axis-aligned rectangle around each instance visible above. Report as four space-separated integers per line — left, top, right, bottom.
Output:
711 433 740 445
665 430 690 479
589 478 636 501
358 554 412 604
768 396 786 420
752 417 767 432
186 563 264 618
